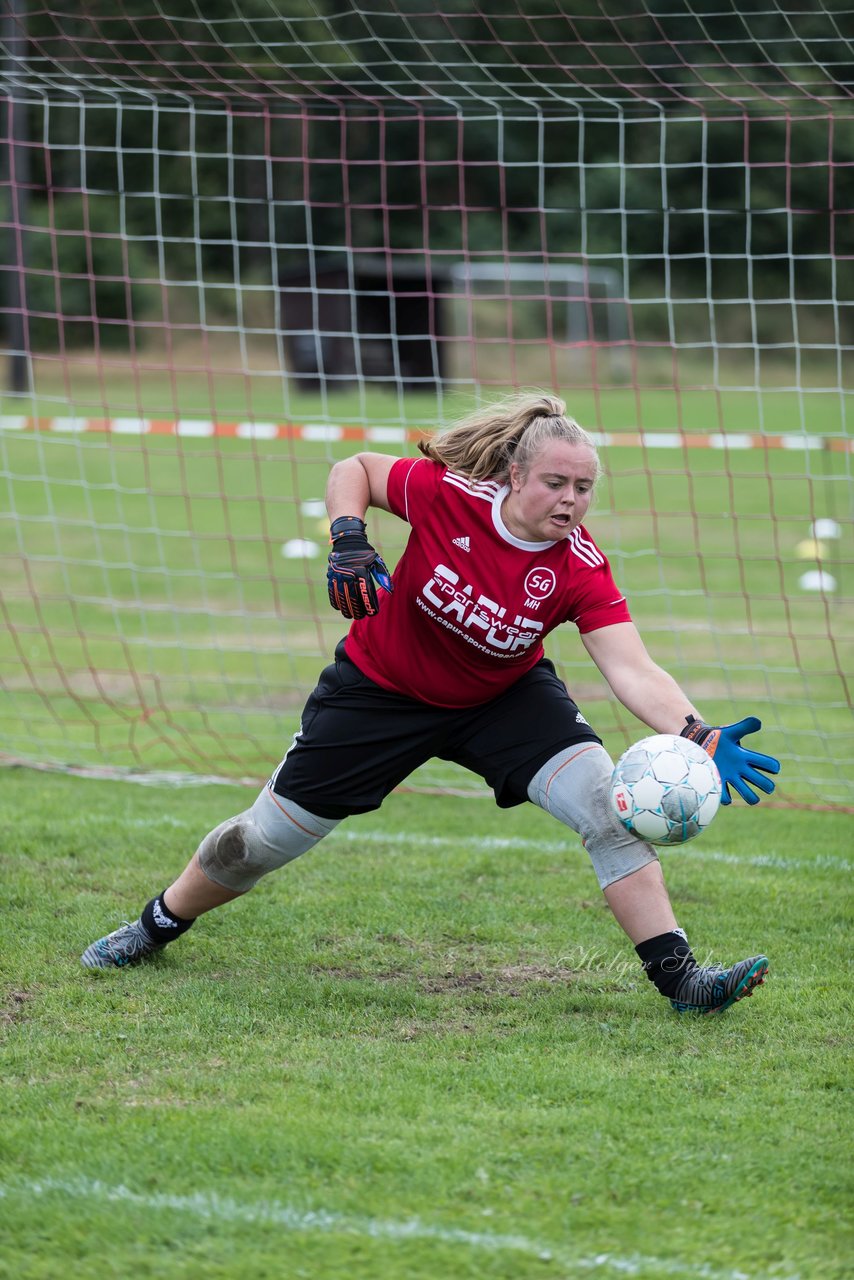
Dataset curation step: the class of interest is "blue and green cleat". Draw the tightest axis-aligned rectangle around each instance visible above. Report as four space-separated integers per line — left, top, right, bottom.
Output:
670 955 769 1014
81 919 163 969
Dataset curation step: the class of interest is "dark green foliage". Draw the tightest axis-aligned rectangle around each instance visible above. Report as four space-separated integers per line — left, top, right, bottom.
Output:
2 2 851 350
18 195 161 349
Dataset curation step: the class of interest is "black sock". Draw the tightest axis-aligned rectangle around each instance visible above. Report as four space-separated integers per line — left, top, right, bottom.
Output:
636 930 697 998
140 891 196 945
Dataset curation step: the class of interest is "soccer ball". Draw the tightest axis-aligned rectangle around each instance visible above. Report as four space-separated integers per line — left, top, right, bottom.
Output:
610 733 722 846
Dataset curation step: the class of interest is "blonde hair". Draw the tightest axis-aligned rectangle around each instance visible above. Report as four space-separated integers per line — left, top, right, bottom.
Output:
419 391 601 485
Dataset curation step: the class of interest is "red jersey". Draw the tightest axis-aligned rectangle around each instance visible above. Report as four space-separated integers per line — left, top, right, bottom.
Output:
345 457 631 708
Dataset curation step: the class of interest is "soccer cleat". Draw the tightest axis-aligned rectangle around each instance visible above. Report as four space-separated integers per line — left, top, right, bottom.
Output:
669 955 769 1015
81 918 163 969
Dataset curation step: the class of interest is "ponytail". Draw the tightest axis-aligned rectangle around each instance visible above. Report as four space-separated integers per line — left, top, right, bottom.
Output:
419 391 601 485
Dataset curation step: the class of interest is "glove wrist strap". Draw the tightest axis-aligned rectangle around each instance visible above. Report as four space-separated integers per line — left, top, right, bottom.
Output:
330 515 368 542
680 715 714 747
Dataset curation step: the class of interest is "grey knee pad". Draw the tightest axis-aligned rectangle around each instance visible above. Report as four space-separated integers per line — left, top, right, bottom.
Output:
197 787 340 891
527 743 658 890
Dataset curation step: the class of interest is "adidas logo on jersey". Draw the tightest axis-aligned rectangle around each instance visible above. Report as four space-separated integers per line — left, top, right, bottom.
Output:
452 536 471 552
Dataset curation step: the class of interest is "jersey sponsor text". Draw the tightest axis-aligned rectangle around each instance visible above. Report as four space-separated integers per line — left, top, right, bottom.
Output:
422 563 544 655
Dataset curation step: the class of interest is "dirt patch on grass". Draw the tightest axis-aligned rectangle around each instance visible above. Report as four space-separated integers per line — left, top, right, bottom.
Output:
311 963 581 995
310 965 404 983
420 965 581 995
1 990 35 1025
393 1017 481 1041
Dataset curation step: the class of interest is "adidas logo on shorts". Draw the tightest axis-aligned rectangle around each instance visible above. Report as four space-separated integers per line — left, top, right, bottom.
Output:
452 536 470 552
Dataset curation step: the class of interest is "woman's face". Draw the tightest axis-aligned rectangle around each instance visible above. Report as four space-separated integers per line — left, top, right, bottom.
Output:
502 440 597 543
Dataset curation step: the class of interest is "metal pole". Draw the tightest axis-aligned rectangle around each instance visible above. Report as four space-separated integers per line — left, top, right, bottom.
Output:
3 0 32 399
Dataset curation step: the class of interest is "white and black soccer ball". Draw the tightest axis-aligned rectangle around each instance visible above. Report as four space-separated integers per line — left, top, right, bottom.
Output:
610 733 722 846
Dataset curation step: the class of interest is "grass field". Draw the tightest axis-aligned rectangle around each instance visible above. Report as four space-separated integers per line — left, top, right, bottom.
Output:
1 767 852 1279
1 353 852 1276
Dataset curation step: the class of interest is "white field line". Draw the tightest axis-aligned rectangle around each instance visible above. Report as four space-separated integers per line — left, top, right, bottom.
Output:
0 1177 800 1280
327 829 852 875
52 814 852 874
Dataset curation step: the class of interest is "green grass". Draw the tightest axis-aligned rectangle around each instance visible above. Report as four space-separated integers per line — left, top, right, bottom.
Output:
1 767 852 1279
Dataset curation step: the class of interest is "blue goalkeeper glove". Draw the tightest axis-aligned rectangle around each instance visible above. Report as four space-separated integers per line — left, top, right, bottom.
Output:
680 715 780 806
327 516 393 620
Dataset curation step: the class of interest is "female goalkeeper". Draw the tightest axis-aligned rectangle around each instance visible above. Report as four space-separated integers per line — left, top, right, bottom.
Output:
82 392 780 1014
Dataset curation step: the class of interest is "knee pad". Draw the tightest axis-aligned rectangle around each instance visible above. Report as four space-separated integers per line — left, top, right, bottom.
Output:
197 787 340 891
527 743 658 890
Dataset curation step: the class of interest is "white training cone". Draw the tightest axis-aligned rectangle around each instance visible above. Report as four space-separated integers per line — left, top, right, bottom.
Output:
281 539 321 559
811 518 841 541
300 499 327 518
798 570 837 592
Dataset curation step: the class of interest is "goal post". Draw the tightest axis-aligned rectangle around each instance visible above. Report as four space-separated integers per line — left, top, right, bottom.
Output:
0 4 851 808
447 262 632 387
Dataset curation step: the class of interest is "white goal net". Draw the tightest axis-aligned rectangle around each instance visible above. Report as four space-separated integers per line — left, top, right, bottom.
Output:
1 3 851 806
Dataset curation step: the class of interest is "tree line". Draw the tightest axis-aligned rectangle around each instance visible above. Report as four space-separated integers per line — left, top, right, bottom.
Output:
3 0 851 351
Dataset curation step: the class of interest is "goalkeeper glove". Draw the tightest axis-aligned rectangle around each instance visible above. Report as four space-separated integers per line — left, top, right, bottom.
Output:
327 515 393 620
680 715 780 806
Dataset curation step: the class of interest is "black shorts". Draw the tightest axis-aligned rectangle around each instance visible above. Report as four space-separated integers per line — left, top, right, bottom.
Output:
271 640 602 819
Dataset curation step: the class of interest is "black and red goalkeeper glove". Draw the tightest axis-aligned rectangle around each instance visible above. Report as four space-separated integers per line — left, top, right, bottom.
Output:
327 516 393 620
680 715 780 806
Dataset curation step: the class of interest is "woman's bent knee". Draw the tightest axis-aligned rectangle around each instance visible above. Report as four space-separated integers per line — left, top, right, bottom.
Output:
527 744 658 889
197 789 340 891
